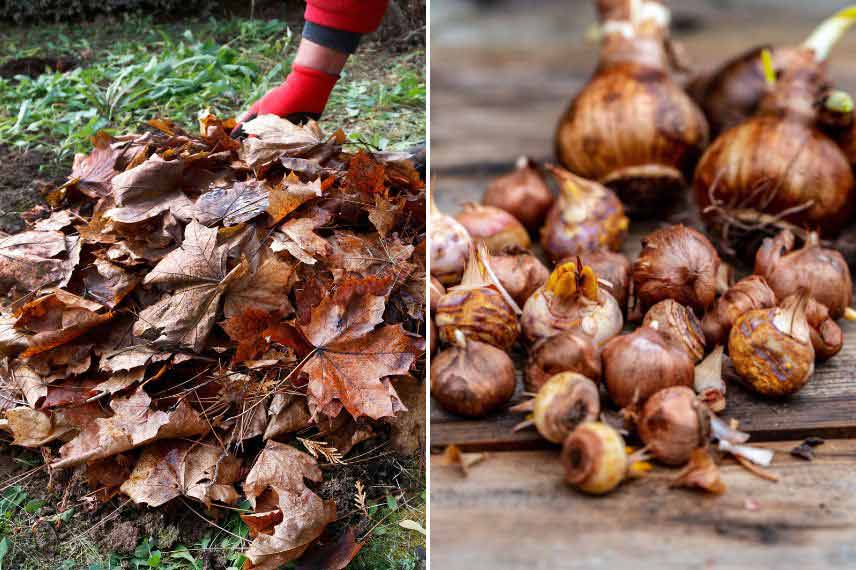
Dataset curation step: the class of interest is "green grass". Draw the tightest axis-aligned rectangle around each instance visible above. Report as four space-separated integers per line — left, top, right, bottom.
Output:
0 15 425 166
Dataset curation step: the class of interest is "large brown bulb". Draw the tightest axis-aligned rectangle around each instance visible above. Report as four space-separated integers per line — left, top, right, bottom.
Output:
755 230 852 320
602 327 695 409
482 156 554 231
575 250 631 311
554 2 708 215
435 287 519 351
632 225 721 314
540 166 628 262
488 246 550 307
702 275 777 347
431 331 516 418
525 329 601 392
642 300 706 363
454 203 531 254
638 386 709 466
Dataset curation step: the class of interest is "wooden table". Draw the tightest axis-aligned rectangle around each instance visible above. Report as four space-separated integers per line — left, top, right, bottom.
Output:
429 1 856 567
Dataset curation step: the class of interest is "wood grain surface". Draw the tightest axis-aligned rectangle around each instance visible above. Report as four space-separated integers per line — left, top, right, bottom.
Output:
430 441 856 569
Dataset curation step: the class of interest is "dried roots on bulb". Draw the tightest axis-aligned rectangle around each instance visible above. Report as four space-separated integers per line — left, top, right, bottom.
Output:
482 156 554 231
637 386 710 466
488 246 550 307
521 260 623 346
642 300 706 363
755 230 853 320
693 37 856 237
454 202 531 254
554 0 709 216
702 275 777 347
688 7 856 135
561 421 628 495
602 326 695 409
525 328 602 392
728 291 815 396
521 372 601 444
632 225 721 314
430 195 472 285
431 330 516 418
539 165 629 262
435 243 521 351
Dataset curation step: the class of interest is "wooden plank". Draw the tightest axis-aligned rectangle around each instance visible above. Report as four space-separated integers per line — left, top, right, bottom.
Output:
430 442 856 569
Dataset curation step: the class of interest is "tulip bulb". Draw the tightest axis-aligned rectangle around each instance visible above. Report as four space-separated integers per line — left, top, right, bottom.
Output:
642 300 706 363
431 330 516 418
525 329 602 392
540 165 628 262
482 156 554 230
555 0 709 215
435 243 521 351
571 250 631 311
728 291 815 397
430 195 471 285
702 275 777 346
521 261 623 346
602 326 695 409
561 421 628 495
488 246 550 306
638 386 710 466
632 225 721 314
755 230 852 320
454 203 531 254
532 373 600 444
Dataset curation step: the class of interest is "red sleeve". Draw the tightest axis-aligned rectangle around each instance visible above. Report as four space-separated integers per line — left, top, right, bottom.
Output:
304 0 390 34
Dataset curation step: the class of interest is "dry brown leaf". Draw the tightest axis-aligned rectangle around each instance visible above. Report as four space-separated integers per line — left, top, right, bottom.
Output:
195 179 270 226
290 276 423 420
14 290 113 358
105 155 194 224
121 440 241 507
367 194 398 237
295 527 363 570
0 231 72 298
68 131 121 198
223 252 295 319
439 444 486 476
239 116 327 170
241 440 336 570
327 232 415 286
270 209 332 265
54 386 208 468
267 173 323 225
81 258 139 308
385 375 424 456
671 448 726 494
3 403 107 447
263 393 311 440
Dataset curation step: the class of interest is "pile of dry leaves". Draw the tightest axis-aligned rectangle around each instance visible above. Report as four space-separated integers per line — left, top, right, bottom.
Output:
0 113 426 568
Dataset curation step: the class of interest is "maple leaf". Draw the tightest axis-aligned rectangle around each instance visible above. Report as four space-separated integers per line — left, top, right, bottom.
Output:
133 220 238 352
295 527 363 570
267 173 323 225
195 179 271 226
270 208 331 265
344 151 385 195
121 440 242 507
327 232 415 287
223 252 295 319
286 276 424 420
67 131 121 199
241 440 336 569
239 115 327 170
3 403 107 447
81 258 140 308
14 290 113 358
54 386 209 468
105 155 194 224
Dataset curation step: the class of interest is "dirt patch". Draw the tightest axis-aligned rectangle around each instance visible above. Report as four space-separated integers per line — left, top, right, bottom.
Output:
0 56 77 79
0 145 66 234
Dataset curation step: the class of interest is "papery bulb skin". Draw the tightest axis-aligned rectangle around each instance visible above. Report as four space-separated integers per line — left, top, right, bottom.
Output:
540 165 628 262
694 49 855 237
638 386 709 466
555 1 709 216
702 275 777 346
430 196 471 285
632 225 721 314
525 329 602 392
488 246 550 306
521 261 623 346
602 327 695 409
728 292 815 397
561 421 627 495
431 331 516 418
642 300 706 363
755 230 852 320
435 244 520 350
430 277 446 313
455 203 531 254
533 372 601 444
483 157 554 230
